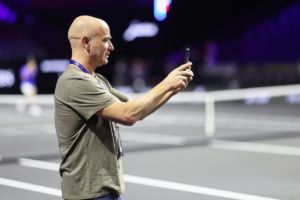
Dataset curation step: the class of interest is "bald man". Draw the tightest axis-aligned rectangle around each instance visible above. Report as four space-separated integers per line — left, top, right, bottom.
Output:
54 15 193 200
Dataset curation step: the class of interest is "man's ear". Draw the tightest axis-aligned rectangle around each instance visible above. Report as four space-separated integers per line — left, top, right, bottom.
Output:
82 36 90 52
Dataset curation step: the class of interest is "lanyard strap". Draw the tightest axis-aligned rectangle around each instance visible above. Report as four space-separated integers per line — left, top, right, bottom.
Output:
71 60 124 157
70 59 89 74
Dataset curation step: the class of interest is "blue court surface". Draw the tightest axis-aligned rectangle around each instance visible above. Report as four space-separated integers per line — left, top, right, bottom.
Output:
0 98 299 200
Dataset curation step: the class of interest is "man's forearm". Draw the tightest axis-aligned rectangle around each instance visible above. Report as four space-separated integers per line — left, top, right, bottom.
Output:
100 62 193 125
140 90 175 119
125 81 174 121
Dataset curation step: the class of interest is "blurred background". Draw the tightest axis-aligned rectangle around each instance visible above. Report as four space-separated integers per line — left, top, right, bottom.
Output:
1 1 300 199
1 0 300 94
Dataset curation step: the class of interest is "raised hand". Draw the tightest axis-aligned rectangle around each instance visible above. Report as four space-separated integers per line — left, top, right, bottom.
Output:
163 62 194 93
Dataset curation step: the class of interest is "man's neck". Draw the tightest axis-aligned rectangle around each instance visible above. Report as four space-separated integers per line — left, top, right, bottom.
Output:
71 57 95 75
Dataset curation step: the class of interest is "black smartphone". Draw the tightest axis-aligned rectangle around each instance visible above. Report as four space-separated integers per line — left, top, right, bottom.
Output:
184 48 190 63
184 48 192 71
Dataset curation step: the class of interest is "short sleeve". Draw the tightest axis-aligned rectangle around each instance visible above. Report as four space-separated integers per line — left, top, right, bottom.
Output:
68 75 118 121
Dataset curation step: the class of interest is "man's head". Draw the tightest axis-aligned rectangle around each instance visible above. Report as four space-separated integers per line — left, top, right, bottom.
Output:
68 15 114 67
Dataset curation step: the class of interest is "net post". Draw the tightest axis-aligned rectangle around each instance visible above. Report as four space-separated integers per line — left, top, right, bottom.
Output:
204 95 215 138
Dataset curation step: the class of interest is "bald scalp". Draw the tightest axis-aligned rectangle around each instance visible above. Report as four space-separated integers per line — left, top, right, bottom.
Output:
68 15 109 48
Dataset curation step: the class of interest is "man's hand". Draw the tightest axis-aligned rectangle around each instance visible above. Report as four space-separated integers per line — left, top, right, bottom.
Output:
163 62 194 93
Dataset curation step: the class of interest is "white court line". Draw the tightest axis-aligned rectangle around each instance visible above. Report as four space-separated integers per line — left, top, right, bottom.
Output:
19 158 279 200
124 175 279 200
122 131 187 145
210 140 300 156
19 158 60 171
0 177 61 197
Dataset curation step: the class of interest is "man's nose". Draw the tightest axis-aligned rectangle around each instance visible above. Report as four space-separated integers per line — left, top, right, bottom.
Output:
109 41 114 51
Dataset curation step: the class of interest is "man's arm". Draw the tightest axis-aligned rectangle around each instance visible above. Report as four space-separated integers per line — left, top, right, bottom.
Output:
98 62 193 126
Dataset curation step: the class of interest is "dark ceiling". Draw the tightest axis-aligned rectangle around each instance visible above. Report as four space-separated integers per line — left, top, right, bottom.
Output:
1 0 297 60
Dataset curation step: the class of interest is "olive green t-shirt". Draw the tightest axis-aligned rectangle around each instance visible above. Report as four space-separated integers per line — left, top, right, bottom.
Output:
54 65 126 200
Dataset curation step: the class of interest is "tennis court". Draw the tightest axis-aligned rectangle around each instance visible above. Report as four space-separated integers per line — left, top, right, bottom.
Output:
0 94 300 200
